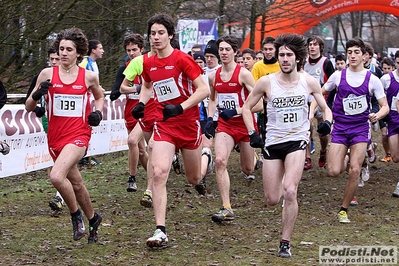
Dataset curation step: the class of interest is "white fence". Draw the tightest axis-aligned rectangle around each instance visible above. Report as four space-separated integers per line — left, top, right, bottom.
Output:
0 94 129 178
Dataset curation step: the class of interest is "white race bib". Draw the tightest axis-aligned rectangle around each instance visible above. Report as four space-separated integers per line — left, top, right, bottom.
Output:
53 94 83 117
391 96 398 112
153 77 180 102
276 107 303 129
128 92 140 100
218 93 239 109
343 95 368 115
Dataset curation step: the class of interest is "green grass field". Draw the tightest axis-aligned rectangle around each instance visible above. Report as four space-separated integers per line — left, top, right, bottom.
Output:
1 148 398 265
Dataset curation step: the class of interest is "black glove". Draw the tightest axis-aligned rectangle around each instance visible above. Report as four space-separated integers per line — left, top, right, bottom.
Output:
88 110 102 126
110 90 121 101
163 104 183 121
33 106 45 118
135 84 141 94
32 79 51 101
131 102 145 119
204 117 215 139
249 132 264 148
218 108 237 121
317 120 332 136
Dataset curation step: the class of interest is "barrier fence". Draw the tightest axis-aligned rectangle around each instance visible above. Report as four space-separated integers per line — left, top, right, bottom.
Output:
0 94 129 178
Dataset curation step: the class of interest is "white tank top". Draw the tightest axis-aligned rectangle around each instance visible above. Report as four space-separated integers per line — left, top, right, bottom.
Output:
266 73 311 147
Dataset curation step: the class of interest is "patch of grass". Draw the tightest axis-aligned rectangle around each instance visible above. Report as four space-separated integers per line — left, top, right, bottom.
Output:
1 145 398 265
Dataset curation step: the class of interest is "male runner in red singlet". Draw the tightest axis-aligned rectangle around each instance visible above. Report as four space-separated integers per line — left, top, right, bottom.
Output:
131 14 209 248
25 27 104 244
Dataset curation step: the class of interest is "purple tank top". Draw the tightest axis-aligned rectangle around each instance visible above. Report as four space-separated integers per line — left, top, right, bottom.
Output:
332 68 371 125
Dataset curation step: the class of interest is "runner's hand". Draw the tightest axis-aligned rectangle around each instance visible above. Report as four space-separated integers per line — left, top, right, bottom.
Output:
163 104 183 121
88 110 102 126
249 132 264 148
218 107 237 121
32 79 51 101
204 117 215 139
317 120 332 136
131 102 145 119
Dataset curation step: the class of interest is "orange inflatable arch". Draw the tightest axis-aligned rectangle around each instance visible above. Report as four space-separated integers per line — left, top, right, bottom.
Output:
242 0 399 51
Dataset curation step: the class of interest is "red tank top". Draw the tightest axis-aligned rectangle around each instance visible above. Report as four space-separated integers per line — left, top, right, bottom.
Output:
214 64 250 126
47 66 92 147
143 49 202 123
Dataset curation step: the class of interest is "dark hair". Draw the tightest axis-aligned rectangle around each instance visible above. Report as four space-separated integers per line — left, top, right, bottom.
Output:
53 27 88 62
170 38 180 50
395 50 399 60
381 57 395 67
307 35 324 54
335 54 346 62
242 48 256 59
88 39 101 55
346 37 366 54
262 36 275 46
123 33 145 50
47 45 57 56
364 42 374 56
147 13 175 41
274 33 307 71
216 35 239 53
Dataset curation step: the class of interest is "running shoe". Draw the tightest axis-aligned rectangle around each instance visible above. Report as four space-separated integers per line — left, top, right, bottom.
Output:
350 196 358 206
367 143 376 163
195 177 207 196
146 229 168 248
245 174 255 180
255 153 263 170
234 144 240 153
88 213 102 244
140 191 153 208
89 157 103 165
338 210 350 223
310 139 315 154
380 154 391 162
211 207 234 223
278 241 292 258
372 122 379 132
318 150 327 167
304 157 312 170
49 196 63 212
392 182 399 198
126 175 137 192
172 153 182 175
71 211 86 240
202 147 214 176
361 162 369 182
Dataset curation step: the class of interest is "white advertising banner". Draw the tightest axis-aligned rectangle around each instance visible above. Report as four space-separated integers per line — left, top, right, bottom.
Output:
0 96 128 178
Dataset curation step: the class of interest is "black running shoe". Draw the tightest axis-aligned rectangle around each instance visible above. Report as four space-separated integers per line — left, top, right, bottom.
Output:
195 177 207 195
88 213 102 244
71 211 85 241
126 175 137 192
278 241 291 258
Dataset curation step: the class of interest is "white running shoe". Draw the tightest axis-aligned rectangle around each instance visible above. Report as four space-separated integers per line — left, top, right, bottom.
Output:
361 163 370 182
202 147 214 176
146 229 168 248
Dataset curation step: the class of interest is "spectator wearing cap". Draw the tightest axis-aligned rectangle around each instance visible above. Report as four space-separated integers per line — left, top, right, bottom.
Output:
193 51 206 68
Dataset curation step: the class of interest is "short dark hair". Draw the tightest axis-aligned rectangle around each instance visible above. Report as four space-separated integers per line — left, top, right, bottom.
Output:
346 37 366 54
242 48 256 59
262 36 275 46
395 50 399 60
274 33 307 71
47 45 57 56
335 54 346 62
216 35 239 53
123 33 145 50
53 27 88 62
147 13 175 41
382 57 395 67
307 35 324 54
88 39 101 55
